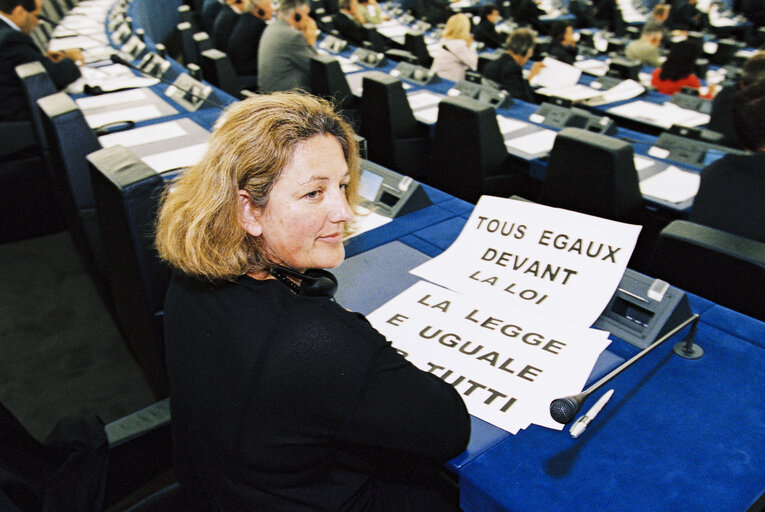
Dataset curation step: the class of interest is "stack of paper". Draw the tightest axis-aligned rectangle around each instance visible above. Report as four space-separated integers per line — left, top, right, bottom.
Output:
607 100 710 129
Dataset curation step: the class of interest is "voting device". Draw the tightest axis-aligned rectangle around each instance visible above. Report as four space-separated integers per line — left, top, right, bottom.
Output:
450 73 512 109
391 61 436 86
654 125 745 167
533 102 617 135
164 73 213 111
357 160 432 218
594 269 692 349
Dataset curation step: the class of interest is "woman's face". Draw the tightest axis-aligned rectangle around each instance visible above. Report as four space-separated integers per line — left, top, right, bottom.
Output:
240 134 354 272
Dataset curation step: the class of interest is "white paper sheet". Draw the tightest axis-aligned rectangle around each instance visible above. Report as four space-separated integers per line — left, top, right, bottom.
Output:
413 106 440 124
409 196 641 327
633 155 655 171
536 84 603 102
367 281 613 434
574 59 610 77
505 129 558 155
76 88 149 110
496 115 529 135
529 57 582 89
48 35 106 50
84 104 163 128
639 166 700 203
583 79 645 106
98 120 188 148
141 143 209 173
347 206 393 238
607 100 710 129
407 90 443 110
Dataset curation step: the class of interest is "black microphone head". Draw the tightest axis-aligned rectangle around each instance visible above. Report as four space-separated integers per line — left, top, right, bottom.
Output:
550 395 584 424
110 53 128 66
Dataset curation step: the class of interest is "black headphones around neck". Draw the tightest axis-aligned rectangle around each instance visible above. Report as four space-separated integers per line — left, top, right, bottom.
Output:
294 11 302 22
257 7 265 16
270 265 338 298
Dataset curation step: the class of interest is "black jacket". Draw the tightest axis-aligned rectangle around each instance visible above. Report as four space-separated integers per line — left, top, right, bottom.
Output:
0 20 80 121
211 5 240 53
547 41 578 64
473 19 505 50
228 12 267 78
482 53 536 103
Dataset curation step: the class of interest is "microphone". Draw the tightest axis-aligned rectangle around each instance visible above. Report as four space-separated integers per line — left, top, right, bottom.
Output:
549 313 701 425
109 53 229 111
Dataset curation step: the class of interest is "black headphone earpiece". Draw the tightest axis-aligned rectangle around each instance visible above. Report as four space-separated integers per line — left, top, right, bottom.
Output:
257 8 265 16
272 265 338 298
234 0 243 4
294 12 302 22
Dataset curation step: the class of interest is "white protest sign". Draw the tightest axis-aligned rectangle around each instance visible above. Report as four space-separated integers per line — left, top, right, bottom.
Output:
410 196 641 327
367 281 612 434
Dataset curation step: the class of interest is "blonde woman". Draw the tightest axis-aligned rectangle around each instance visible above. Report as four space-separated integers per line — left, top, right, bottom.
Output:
156 92 470 511
430 13 478 82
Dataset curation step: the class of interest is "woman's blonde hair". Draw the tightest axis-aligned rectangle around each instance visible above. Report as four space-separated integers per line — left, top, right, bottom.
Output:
443 13 471 41
155 92 360 281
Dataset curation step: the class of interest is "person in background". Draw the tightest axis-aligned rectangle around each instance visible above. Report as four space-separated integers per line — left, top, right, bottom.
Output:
625 21 665 68
651 39 707 95
709 51 765 148
547 20 577 64
670 0 706 32
473 4 505 49
257 0 317 92
156 92 471 511
358 0 386 25
0 0 81 122
333 0 368 46
482 27 544 103
569 0 598 28
227 0 273 87
431 13 478 82
651 3 670 25
416 0 453 25
514 0 544 31
212 0 243 52
690 78 765 243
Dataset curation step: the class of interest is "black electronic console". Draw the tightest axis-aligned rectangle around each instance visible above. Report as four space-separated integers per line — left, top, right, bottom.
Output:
590 74 624 91
357 159 432 218
449 76 512 109
137 51 171 79
668 91 712 114
390 61 436 85
351 47 385 67
654 125 745 167
164 73 214 112
533 102 617 135
594 269 692 349
607 56 641 80
319 34 348 53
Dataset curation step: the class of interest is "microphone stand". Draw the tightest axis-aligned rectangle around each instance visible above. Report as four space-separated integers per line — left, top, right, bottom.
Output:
550 313 703 425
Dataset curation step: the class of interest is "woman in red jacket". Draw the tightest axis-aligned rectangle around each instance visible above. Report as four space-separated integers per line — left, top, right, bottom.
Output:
651 40 704 95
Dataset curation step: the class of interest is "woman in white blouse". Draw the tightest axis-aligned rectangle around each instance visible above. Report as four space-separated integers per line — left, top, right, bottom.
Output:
430 13 478 82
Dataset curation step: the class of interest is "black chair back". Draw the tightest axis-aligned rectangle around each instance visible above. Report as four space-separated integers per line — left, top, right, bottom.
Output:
87 145 173 397
404 31 433 68
15 61 57 153
200 48 244 98
37 92 107 293
310 53 355 107
539 127 643 222
177 21 199 65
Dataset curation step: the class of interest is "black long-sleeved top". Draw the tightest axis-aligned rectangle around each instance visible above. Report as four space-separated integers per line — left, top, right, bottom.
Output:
0 20 80 121
164 273 471 511
547 41 578 65
482 53 536 103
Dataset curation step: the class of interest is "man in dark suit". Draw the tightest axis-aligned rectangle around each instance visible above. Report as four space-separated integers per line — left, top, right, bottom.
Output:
514 0 544 30
0 0 81 121
670 0 706 32
473 4 505 50
710 52 765 148
482 27 544 103
691 78 765 243
332 0 368 46
228 0 272 84
212 0 243 52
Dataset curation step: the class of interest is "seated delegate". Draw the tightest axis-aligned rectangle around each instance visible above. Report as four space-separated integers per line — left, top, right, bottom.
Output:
431 13 478 82
547 20 577 65
0 0 82 122
482 28 545 104
651 40 709 96
690 78 765 243
156 92 471 511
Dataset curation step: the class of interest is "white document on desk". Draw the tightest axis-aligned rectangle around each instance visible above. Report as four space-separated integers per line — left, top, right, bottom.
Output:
413 106 440 124
48 35 107 51
574 59 609 77
633 155 655 171
607 100 710 128
98 120 188 148
639 166 700 203
76 88 150 110
407 90 443 110
536 84 603 102
497 115 529 135
530 57 581 89
83 104 163 129
141 143 209 173
505 129 557 156
583 79 645 106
